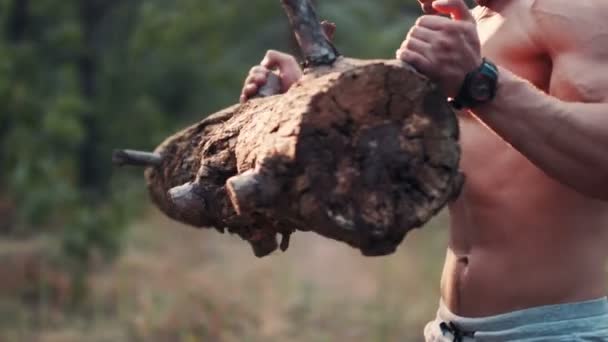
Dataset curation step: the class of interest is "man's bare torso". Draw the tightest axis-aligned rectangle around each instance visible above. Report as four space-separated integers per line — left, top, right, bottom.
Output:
442 0 608 317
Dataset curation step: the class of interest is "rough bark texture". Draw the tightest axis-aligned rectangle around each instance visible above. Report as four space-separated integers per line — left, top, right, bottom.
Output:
143 57 463 257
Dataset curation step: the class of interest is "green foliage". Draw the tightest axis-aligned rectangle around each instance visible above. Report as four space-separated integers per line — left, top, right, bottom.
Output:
0 0 422 288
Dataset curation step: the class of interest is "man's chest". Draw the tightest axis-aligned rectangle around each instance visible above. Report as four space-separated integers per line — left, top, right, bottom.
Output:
475 5 551 90
458 6 552 187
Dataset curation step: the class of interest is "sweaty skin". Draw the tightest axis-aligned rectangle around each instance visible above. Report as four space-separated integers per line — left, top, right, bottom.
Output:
241 0 608 319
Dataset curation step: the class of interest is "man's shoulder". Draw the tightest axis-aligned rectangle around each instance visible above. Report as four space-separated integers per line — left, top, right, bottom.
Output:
529 0 608 51
530 0 608 29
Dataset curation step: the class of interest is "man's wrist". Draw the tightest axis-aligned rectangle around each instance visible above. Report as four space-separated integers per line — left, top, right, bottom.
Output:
450 58 499 110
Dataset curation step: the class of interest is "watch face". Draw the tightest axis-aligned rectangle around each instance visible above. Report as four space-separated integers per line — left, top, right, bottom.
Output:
469 73 493 102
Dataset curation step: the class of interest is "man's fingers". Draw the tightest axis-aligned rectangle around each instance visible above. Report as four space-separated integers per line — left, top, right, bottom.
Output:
415 15 454 31
245 83 259 93
261 50 297 70
431 0 474 22
242 83 259 97
401 37 432 56
242 50 301 103
241 65 272 103
245 72 268 86
249 66 269 77
260 50 302 92
396 48 434 77
407 26 438 44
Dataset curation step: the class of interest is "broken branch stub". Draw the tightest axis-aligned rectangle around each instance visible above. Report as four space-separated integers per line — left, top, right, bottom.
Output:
281 0 339 66
118 0 464 258
112 149 162 167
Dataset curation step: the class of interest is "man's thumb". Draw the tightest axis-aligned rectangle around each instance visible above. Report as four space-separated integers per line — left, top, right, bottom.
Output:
432 0 474 21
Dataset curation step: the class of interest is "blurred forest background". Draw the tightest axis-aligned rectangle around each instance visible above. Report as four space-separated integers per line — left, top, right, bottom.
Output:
0 0 470 341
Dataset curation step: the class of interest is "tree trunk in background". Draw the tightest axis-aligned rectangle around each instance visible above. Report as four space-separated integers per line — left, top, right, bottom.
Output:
2 0 29 164
6 0 28 41
0 0 30 233
78 0 101 193
78 0 120 195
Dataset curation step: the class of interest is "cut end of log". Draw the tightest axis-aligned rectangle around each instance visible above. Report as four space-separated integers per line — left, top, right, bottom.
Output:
112 149 162 167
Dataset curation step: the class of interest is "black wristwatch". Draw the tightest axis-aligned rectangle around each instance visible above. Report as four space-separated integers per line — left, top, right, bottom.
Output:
450 58 499 110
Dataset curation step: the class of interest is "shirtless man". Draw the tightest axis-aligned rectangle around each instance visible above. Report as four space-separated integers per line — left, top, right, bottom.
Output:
241 0 608 340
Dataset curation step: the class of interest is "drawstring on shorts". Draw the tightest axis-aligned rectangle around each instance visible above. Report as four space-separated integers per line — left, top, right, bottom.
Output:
440 321 475 342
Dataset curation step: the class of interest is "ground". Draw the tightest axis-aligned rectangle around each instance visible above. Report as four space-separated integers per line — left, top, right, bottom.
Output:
0 210 449 342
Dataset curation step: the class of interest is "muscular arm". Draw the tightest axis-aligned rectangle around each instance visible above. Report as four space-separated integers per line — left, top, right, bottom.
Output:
470 1 608 200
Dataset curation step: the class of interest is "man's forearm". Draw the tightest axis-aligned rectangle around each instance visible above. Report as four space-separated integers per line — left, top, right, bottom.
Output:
471 67 608 200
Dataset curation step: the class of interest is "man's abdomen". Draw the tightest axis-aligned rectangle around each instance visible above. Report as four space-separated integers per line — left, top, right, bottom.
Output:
440 236 608 317
443 119 608 317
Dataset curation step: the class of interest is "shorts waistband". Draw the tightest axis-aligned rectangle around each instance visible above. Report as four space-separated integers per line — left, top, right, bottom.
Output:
438 297 608 333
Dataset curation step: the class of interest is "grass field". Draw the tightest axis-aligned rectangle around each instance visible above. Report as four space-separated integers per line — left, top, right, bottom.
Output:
0 210 449 342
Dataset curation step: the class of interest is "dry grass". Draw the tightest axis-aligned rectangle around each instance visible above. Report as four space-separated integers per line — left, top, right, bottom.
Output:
0 210 450 342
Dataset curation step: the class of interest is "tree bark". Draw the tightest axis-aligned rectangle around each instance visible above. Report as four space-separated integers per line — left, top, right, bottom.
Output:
118 0 464 257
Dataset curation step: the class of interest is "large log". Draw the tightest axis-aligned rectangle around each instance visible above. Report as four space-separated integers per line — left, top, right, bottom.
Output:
114 0 464 257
